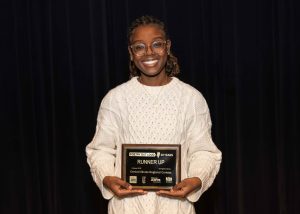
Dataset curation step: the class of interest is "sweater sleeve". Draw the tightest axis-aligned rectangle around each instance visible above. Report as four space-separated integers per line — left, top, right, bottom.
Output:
186 91 222 202
86 91 120 200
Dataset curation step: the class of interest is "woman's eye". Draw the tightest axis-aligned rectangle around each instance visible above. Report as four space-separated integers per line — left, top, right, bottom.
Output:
134 44 145 51
152 41 164 48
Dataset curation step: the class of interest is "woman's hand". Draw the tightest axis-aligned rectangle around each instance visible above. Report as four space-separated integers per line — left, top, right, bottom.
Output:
103 176 147 198
156 177 202 199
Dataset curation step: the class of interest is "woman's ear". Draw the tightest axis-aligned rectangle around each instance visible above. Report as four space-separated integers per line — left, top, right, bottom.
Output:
128 46 133 61
167 40 171 55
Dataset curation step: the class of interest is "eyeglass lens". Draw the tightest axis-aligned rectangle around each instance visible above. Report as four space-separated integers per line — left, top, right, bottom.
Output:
131 40 166 56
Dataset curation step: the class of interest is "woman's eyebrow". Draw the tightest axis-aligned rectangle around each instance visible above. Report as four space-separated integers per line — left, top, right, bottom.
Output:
131 37 165 44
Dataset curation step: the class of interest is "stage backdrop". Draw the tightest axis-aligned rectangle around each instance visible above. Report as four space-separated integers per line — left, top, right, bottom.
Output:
1 0 299 213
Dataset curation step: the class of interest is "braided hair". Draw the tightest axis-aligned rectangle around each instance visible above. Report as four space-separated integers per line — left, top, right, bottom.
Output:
127 15 180 77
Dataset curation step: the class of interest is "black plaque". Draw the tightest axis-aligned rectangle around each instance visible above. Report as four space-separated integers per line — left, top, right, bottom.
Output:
121 144 181 190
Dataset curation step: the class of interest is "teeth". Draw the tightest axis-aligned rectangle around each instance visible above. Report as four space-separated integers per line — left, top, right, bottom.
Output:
143 60 158 66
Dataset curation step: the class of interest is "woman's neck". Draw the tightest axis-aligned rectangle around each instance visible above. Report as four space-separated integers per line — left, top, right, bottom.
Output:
138 74 171 86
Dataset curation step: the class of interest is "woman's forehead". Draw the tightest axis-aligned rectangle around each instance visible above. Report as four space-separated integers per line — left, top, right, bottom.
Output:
130 24 166 42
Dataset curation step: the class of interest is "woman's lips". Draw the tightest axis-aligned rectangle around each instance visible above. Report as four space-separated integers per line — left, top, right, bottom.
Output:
142 59 158 67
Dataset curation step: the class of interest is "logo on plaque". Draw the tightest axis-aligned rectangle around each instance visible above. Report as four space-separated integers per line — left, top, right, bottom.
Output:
157 152 160 158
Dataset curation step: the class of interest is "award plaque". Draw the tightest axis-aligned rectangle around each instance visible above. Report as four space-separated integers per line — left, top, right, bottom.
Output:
122 144 181 190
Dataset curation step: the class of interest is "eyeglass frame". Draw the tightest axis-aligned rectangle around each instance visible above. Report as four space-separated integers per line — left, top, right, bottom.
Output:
129 39 170 57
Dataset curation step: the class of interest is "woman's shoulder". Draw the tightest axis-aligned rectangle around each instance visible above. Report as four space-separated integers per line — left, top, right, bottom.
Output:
100 78 137 104
177 79 209 112
176 78 205 100
107 77 137 95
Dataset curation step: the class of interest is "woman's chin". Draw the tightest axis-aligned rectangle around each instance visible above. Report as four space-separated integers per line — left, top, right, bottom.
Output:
140 69 162 77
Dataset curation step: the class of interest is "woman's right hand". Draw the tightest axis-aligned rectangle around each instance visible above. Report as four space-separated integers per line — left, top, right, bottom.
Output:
103 176 147 198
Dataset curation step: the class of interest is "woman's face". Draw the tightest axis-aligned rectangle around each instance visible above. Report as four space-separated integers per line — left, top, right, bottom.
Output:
129 24 171 77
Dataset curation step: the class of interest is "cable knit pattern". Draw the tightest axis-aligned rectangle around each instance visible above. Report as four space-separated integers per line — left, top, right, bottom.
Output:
126 79 180 145
86 77 222 214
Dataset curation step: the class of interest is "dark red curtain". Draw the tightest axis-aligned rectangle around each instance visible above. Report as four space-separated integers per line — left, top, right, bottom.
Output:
1 0 299 213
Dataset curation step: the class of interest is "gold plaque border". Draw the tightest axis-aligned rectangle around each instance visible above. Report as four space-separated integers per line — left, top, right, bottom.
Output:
121 144 181 190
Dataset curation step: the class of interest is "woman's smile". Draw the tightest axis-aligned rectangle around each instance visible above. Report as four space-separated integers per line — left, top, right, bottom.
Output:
141 58 159 67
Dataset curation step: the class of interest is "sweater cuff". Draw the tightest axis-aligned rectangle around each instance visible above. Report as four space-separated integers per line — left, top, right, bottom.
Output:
94 169 114 200
186 170 209 202
100 175 114 200
186 158 212 202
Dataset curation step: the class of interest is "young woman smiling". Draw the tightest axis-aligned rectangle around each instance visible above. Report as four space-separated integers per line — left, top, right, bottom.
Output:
86 15 222 214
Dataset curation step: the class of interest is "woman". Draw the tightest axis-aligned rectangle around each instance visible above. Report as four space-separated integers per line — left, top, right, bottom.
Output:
86 15 222 214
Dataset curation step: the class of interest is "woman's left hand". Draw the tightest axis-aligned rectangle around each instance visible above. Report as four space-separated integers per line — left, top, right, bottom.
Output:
156 177 202 199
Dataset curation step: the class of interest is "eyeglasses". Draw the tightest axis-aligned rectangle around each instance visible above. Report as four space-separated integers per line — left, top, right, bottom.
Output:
130 39 168 57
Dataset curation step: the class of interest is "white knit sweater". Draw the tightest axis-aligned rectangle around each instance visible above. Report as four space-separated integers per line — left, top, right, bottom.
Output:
86 77 222 214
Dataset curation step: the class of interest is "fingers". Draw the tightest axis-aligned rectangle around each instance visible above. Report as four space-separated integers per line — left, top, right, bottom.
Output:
156 189 187 198
104 176 147 198
103 176 131 190
157 178 202 199
173 181 185 190
115 178 132 190
117 188 147 198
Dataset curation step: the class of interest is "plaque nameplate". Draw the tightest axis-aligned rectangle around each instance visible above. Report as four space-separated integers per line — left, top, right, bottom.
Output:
121 144 181 190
